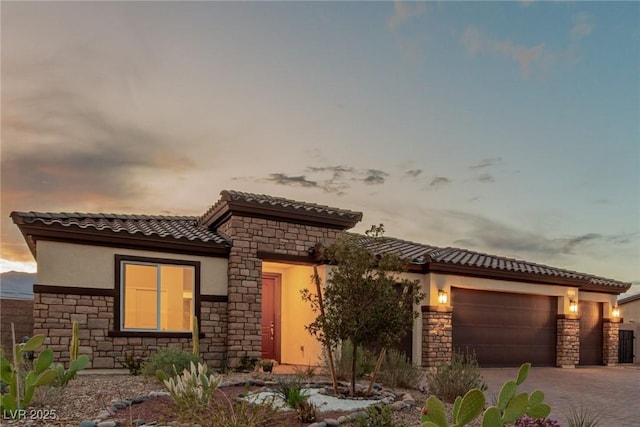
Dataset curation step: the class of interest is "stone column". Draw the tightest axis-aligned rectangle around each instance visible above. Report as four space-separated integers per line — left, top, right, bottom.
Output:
556 316 580 367
421 306 452 367
603 319 619 366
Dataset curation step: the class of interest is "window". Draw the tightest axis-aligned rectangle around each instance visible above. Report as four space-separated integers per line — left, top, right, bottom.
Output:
118 257 198 332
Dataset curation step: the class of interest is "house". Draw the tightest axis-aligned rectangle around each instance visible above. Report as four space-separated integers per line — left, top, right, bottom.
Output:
10 190 630 370
618 293 640 364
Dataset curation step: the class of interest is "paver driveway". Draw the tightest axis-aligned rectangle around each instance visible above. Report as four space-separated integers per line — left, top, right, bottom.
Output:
481 366 640 427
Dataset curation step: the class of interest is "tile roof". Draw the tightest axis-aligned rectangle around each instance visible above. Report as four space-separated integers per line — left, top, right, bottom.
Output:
198 190 363 228
11 211 229 246
618 292 640 304
356 235 631 290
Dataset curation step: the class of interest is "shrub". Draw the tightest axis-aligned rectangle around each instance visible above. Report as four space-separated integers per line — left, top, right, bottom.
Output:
142 347 202 379
188 392 283 427
274 377 309 409
377 349 421 389
564 404 601 427
162 361 221 412
354 405 404 427
424 348 486 403
328 339 376 381
120 351 145 376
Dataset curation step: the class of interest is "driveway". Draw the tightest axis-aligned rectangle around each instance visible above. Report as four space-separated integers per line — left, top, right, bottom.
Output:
481 366 640 427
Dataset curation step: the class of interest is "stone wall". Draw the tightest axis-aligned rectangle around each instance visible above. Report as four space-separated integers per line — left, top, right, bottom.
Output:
421 308 452 367
34 292 227 369
218 216 340 367
556 317 580 367
602 319 619 366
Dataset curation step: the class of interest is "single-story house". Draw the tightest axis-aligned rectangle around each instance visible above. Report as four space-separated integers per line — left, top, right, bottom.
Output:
618 293 640 364
11 190 630 369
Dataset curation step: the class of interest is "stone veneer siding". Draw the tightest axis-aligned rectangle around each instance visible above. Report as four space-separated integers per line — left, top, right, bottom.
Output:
556 317 580 367
217 216 339 368
602 319 619 366
421 309 452 367
34 292 228 369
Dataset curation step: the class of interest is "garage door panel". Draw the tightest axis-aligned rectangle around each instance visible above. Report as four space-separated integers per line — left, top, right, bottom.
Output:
452 288 557 367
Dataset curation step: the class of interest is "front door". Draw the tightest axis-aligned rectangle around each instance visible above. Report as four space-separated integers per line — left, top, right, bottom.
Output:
261 273 281 362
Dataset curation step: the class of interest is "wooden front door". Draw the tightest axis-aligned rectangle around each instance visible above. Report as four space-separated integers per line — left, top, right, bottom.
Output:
261 273 281 362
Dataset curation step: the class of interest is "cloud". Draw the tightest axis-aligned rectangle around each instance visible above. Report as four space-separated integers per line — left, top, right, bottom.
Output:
460 26 545 78
265 173 318 188
477 173 494 183
520 0 535 7
387 1 427 31
444 210 639 262
470 157 503 169
404 169 422 178
570 12 594 42
363 169 389 185
430 176 451 187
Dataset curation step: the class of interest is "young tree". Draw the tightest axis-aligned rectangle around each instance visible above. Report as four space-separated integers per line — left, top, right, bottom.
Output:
302 225 424 395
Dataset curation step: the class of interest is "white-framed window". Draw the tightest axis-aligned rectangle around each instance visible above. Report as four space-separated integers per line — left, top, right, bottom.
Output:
118 257 196 332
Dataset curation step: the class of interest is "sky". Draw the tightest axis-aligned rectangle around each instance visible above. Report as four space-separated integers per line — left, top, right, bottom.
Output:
1 1 639 296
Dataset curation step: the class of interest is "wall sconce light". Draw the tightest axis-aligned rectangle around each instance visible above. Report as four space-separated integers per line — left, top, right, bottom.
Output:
612 307 620 318
569 299 578 313
438 290 448 305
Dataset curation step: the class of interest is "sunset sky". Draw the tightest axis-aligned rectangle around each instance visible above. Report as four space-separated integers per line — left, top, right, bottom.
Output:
1 2 639 295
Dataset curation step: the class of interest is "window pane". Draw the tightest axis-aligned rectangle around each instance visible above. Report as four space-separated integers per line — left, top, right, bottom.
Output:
160 265 194 331
123 264 157 329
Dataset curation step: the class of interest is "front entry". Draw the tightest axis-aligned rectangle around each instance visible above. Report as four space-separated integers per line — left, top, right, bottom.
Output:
261 273 281 362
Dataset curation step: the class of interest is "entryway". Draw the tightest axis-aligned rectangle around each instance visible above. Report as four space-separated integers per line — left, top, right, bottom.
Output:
261 273 281 362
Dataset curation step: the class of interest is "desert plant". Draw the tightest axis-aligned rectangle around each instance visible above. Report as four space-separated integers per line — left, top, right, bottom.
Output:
421 363 551 427
564 404 601 427
188 390 283 427
515 415 563 427
192 315 200 356
258 359 275 373
0 332 57 414
377 349 421 389
355 405 403 427
329 339 376 381
142 347 202 379
120 351 145 376
236 355 259 372
273 377 309 409
296 400 318 423
51 321 89 387
424 348 486 403
162 361 221 412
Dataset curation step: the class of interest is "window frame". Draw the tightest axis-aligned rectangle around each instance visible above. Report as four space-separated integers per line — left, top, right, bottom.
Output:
113 255 201 337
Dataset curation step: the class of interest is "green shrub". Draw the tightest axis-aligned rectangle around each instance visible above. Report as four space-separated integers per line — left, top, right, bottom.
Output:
377 349 421 389
142 347 202 379
354 405 404 427
328 339 376 380
564 404 601 427
274 377 309 409
424 348 486 403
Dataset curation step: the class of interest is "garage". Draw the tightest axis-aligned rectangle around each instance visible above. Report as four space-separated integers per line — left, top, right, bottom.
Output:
579 301 603 365
452 287 557 367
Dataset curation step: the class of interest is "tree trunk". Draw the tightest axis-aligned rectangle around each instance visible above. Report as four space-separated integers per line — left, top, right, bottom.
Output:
351 341 357 396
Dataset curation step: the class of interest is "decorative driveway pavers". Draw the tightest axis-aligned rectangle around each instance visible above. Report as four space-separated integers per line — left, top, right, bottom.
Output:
481 366 640 427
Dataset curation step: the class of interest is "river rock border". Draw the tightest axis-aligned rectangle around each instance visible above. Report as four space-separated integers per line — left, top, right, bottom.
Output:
78 379 416 427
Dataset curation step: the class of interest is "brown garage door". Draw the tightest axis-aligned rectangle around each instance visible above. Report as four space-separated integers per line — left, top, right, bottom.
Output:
452 288 557 367
579 301 603 365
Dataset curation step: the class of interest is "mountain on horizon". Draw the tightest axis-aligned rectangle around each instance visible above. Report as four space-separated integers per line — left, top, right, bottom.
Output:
0 271 35 300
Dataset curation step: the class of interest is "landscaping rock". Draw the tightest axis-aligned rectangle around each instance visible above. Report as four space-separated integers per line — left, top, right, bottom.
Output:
78 421 96 427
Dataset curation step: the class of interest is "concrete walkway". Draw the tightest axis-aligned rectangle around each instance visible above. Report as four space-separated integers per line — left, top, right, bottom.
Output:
481 365 640 427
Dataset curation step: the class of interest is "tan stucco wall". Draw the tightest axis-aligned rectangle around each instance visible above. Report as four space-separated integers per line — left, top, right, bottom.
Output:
620 298 640 323
36 241 228 295
579 291 619 318
397 272 428 365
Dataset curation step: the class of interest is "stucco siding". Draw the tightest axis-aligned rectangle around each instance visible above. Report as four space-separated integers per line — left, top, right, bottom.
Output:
620 298 640 323
37 241 228 295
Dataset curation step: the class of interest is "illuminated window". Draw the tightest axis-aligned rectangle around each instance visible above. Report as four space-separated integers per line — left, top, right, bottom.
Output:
120 260 195 332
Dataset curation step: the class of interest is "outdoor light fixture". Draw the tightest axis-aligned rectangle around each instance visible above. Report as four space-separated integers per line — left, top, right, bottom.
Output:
438 290 448 305
569 299 578 313
612 307 620 318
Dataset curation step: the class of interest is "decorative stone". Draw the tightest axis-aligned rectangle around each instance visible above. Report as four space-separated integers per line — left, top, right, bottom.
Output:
78 421 97 427
324 419 340 426
96 421 117 427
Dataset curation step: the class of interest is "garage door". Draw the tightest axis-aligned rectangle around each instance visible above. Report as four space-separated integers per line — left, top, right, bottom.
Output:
452 288 557 367
579 301 603 365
